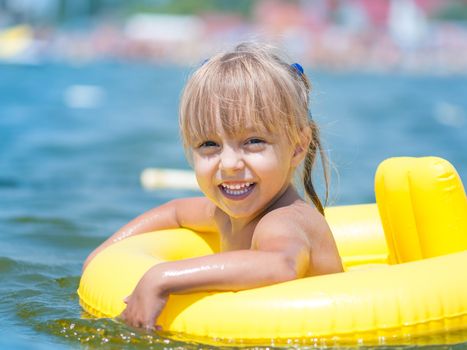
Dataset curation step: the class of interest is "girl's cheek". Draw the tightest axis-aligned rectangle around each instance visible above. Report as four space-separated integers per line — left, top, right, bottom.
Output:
194 156 216 171
194 158 219 186
247 152 280 169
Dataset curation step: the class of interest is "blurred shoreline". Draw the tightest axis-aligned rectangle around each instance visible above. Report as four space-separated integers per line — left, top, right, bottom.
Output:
1 0 467 74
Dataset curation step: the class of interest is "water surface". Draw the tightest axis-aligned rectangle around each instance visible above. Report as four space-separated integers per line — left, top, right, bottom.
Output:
1 62 466 349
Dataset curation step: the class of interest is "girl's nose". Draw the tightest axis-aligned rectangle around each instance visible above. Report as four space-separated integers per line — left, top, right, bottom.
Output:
219 147 244 172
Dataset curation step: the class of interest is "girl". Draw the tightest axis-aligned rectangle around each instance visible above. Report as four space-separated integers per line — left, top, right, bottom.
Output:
83 42 343 330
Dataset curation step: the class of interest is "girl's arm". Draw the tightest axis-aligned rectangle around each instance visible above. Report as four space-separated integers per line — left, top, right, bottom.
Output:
82 197 217 271
121 219 312 329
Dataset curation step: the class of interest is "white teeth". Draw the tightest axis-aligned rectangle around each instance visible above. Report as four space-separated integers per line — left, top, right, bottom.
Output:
221 182 251 190
220 182 253 196
225 188 248 195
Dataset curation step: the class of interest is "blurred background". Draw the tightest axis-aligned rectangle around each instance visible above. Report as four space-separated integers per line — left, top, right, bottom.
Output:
2 0 467 71
1 1 467 349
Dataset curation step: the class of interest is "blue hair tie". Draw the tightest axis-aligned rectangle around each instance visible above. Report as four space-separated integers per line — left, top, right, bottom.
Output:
291 63 312 120
291 63 304 76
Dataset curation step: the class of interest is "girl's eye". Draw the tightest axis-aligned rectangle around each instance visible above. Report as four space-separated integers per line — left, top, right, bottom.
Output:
195 140 220 156
199 140 219 148
245 138 266 151
245 138 265 145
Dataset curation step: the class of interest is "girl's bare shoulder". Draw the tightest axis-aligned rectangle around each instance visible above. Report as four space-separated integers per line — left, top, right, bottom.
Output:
260 200 328 234
253 201 343 272
251 201 321 247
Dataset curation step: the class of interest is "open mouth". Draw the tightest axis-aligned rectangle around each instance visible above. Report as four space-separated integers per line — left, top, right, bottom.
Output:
219 182 256 200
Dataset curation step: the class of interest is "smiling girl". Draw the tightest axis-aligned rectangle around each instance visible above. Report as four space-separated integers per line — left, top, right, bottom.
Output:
83 42 343 330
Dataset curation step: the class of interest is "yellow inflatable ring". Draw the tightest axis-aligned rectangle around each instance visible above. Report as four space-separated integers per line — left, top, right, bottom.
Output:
78 157 467 346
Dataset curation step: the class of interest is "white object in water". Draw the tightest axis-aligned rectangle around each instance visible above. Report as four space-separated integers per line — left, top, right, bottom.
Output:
141 168 198 190
434 102 465 127
64 85 105 109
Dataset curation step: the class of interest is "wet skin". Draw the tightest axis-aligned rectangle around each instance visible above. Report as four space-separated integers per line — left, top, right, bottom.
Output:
83 127 343 330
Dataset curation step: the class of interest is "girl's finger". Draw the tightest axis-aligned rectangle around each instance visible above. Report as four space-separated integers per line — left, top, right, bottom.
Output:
118 310 126 322
144 324 155 332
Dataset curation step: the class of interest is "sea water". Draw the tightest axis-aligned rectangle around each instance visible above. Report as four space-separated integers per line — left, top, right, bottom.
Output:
0 62 466 349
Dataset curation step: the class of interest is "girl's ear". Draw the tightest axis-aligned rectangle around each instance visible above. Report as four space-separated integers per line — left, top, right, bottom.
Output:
291 126 311 167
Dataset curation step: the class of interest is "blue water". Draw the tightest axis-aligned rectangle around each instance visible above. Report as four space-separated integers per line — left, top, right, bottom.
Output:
0 62 466 349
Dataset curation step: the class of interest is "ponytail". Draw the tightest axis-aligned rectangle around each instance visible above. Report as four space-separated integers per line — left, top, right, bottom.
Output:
302 120 329 216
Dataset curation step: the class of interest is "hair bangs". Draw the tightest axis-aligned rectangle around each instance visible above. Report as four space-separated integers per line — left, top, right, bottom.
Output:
180 53 302 149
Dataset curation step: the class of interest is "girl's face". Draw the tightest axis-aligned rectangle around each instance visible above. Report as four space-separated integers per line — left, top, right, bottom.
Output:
191 124 303 221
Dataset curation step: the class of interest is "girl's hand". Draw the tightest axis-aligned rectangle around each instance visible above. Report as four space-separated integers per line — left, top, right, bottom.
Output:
120 266 168 330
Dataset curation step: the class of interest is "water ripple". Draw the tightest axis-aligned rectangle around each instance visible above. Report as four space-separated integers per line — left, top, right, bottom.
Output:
36 318 196 350
0 256 19 273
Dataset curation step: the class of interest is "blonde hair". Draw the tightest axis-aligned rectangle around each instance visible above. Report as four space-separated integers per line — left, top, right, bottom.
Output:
179 42 329 214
